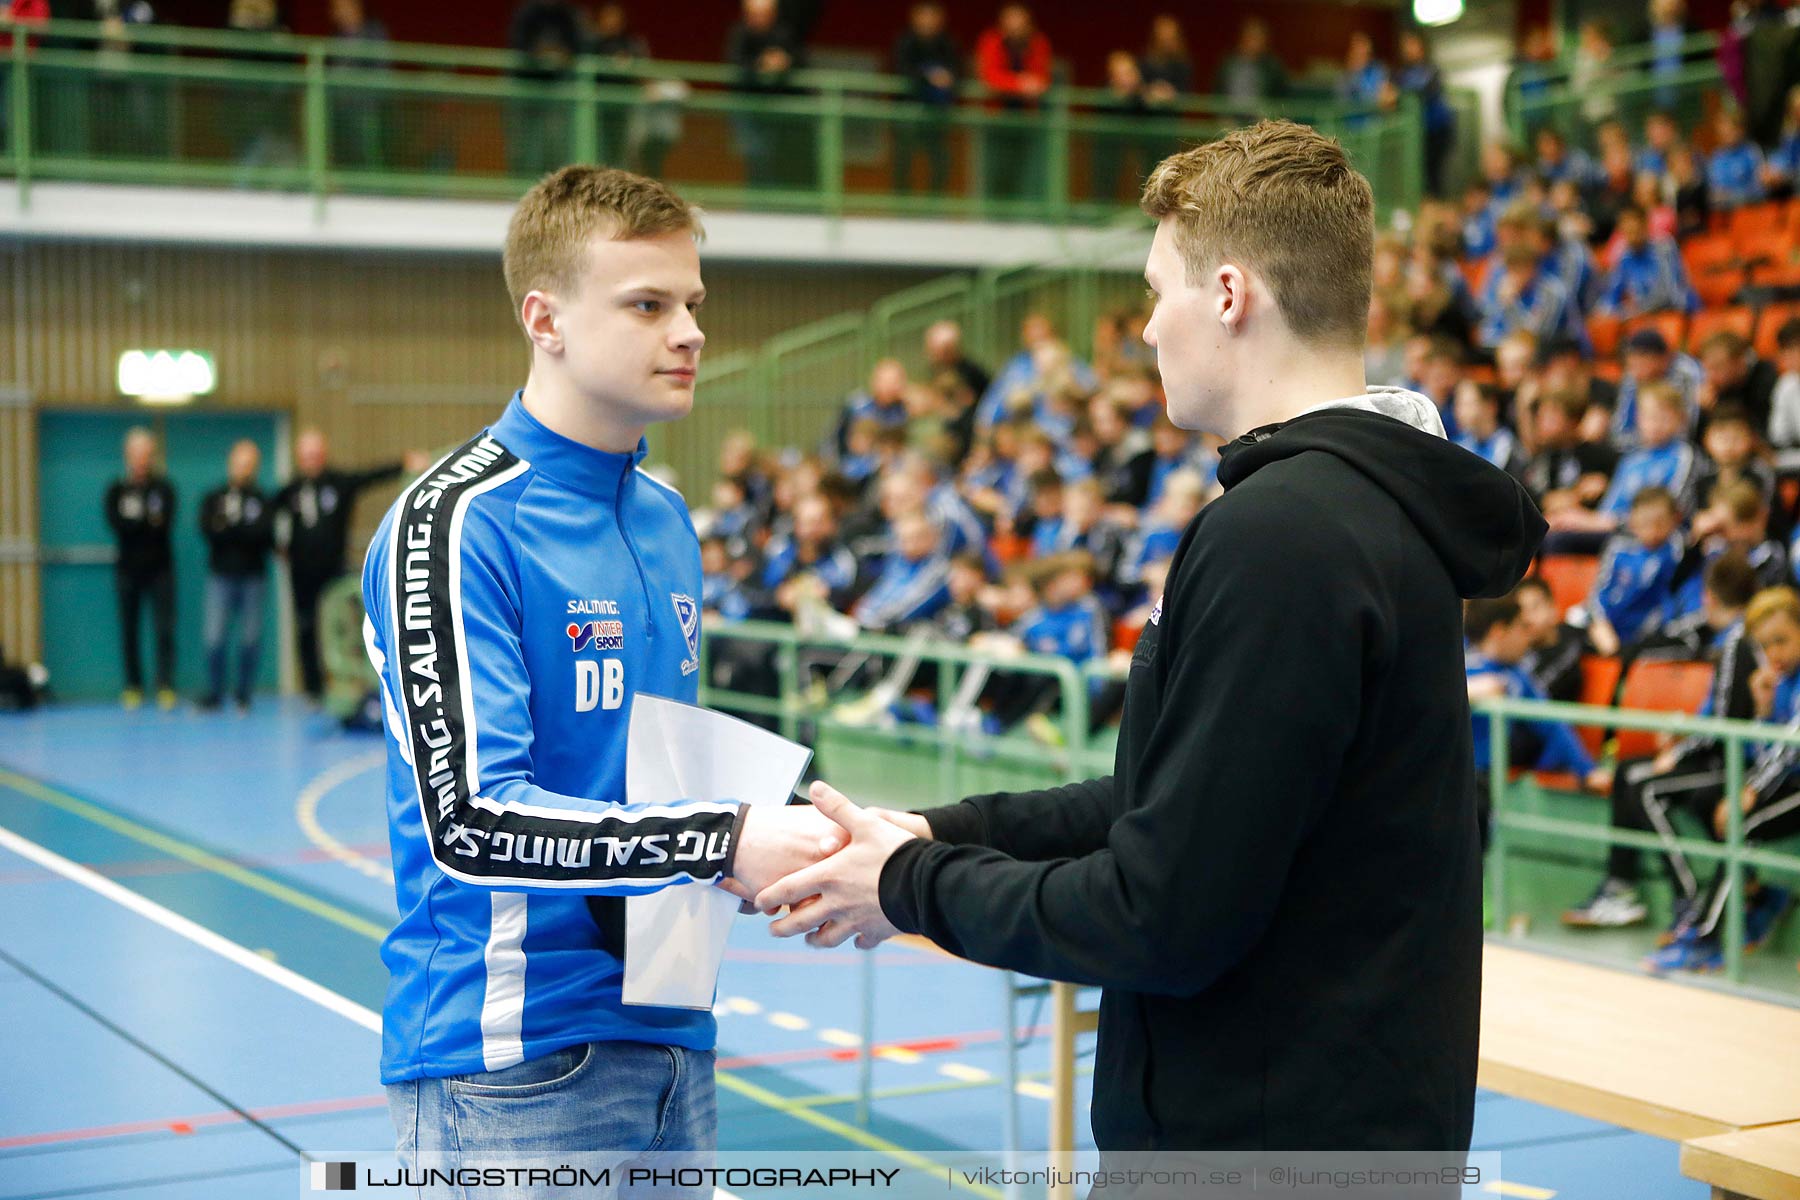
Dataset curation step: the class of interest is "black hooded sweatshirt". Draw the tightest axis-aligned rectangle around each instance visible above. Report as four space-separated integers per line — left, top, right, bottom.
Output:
879 406 1545 1152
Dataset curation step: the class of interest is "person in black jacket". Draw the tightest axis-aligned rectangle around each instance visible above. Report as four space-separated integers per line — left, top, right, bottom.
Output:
727 0 809 189
751 121 1543 1164
892 2 959 195
104 427 177 710
197 439 275 713
272 429 419 701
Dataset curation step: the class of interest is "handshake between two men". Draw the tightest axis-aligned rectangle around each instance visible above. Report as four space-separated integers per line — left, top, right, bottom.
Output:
720 783 930 950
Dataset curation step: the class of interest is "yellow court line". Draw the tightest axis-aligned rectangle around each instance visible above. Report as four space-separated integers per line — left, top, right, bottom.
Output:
0 762 997 1181
714 1070 1001 1200
0 765 388 941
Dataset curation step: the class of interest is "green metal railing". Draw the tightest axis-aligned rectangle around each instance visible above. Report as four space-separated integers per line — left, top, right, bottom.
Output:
1480 695 1800 985
696 619 1114 797
1506 31 1723 148
0 18 1423 223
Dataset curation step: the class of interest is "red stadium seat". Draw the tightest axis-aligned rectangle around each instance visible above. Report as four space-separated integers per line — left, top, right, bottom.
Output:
1537 556 1600 617
1113 614 1146 652
1614 659 1715 759
1687 305 1755 350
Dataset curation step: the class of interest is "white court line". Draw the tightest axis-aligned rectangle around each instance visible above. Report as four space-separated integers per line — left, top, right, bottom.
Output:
0 823 381 1034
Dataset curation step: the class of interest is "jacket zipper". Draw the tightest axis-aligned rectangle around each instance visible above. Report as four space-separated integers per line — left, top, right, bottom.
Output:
615 468 656 640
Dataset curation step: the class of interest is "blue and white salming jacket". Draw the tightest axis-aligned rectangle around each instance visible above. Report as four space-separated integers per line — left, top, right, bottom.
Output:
361 394 741 1084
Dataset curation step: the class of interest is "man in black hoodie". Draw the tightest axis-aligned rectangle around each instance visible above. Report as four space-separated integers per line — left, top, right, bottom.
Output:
753 121 1545 1162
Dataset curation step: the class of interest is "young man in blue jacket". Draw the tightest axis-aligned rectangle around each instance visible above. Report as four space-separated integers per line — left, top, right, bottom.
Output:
362 166 845 1172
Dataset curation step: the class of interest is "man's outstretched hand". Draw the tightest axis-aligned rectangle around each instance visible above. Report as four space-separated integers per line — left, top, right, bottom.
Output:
723 802 849 902
754 781 917 950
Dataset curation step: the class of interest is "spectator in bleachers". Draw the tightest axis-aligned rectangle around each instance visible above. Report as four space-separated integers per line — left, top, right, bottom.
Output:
1597 203 1699 318
1766 318 1800 448
1707 108 1766 210
924 320 992 404
1533 127 1600 191
1695 405 1775 513
1478 242 1581 353
977 313 1096 428
1695 330 1778 437
1336 31 1387 116
1406 247 1476 344
1534 210 1600 314
1119 467 1206 591
1092 52 1150 202
1584 485 1688 655
892 2 960 196
1413 336 1466 436
589 5 671 176
1452 381 1526 476
1667 142 1712 239
1001 550 1111 744
226 0 300 179
1396 30 1457 198
833 358 911 460
1762 85 1800 195
762 493 859 616
851 510 950 633
1506 26 1557 133
326 0 391 170
975 4 1053 202
1573 19 1620 127
1612 328 1705 447
1365 291 1409 387
1467 593 1598 844
1635 109 1682 179
1480 139 1525 210
727 0 809 189
1037 477 1128 597
1550 383 1697 552
1649 0 1692 110
1540 335 1620 416
506 0 583 178
1461 179 1497 260
1139 14 1193 115
1644 585 1800 972
1212 17 1287 116
1516 575 1590 703
717 428 775 524
1524 388 1619 515
1562 551 1760 931
699 533 754 623
1673 478 1788 623
896 451 986 555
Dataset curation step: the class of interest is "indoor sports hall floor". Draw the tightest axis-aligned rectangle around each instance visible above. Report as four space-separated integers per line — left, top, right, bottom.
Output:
0 702 1709 1199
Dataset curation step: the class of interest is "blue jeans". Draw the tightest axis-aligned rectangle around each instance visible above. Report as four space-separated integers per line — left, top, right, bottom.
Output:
202 572 264 705
387 1041 716 1199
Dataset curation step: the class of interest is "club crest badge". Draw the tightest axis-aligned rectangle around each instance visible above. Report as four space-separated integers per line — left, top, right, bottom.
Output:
671 593 700 675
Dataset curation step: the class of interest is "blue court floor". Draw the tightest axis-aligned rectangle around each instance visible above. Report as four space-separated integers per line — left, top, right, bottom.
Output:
0 700 1707 1199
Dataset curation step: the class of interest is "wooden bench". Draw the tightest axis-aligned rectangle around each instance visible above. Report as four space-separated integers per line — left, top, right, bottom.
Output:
1042 943 1800 1197
1682 1122 1800 1200
1480 943 1800 1141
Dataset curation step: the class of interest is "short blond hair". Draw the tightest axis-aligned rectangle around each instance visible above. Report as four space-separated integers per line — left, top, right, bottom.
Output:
1748 586 1800 632
1140 119 1374 347
502 166 702 333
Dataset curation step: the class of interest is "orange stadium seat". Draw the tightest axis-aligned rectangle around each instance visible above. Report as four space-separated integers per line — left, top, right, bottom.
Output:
1574 655 1625 757
1537 556 1600 616
1682 232 1744 309
1687 305 1755 349
1113 614 1145 652
1756 300 1800 359
1614 659 1715 759
1728 201 1791 262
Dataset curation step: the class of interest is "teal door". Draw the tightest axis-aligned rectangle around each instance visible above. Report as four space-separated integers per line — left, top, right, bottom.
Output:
38 409 285 701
